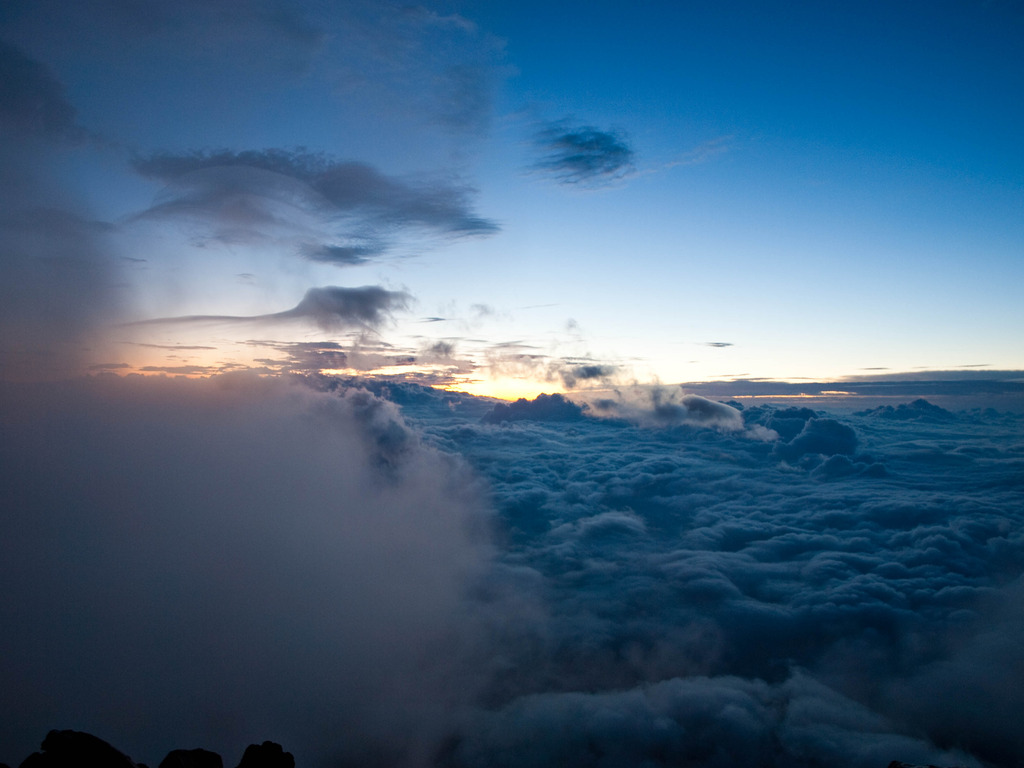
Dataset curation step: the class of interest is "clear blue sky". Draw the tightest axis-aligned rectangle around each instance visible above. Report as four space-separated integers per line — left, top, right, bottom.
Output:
2 0 1021 396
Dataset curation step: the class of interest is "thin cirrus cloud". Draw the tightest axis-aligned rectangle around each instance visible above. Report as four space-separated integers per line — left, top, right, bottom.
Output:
530 119 636 188
128 285 410 332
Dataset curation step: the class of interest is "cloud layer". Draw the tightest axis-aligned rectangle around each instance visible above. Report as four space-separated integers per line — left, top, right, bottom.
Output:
408 390 1024 768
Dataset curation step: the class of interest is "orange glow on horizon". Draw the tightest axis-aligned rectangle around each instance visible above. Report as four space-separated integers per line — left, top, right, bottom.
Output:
443 375 563 402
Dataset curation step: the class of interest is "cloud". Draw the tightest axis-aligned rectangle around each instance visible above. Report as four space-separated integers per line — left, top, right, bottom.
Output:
0 45 119 380
450 673 976 768
394 389 1024 767
856 398 958 423
663 135 734 169
2 376 1023 767
775 417 859 461
2 0 327 78
0 39 80 140
131 149 498 257
482 392 587 424
531 120 636 187
0 374 492 767
595 387 746 432
301 242 379 266
557 363 617 389
130 285 410 331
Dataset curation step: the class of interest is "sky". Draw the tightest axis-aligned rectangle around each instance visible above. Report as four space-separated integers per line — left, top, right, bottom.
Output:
3 3 1024 768
1 0 1022 397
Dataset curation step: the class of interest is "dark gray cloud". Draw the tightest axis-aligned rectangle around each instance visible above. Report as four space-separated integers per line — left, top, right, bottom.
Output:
531 120 635 187
0 39 79 140
302 243 380 266
482 392 587 424
131 148 498 257
775 417 859 461
2 0 326 77
0 45 119 380
557 363 617 389
131 285 409 331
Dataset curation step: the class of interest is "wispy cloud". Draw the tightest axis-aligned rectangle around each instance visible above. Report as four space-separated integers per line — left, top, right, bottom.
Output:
131 148 498 259
129 285 410 331
530 119 636 188
0 40 81 140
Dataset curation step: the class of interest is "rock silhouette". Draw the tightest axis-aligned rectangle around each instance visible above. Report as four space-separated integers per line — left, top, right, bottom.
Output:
158 749 223 768
14 732 292 768
18 730 139 768
235 743 294 768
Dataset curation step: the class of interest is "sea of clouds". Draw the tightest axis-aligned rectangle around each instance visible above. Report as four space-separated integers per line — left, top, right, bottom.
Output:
3 377 1023 768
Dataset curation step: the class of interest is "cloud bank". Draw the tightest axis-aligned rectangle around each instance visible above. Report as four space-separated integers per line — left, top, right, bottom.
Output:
3 377 1024 768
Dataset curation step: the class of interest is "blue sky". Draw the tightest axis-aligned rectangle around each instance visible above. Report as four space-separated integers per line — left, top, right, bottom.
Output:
1 0 1021 396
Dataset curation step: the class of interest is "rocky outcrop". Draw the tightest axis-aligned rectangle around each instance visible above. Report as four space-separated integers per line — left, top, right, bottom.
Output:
14 732 291 768
235 742 294 768
18 730 140 768
158 749 223 768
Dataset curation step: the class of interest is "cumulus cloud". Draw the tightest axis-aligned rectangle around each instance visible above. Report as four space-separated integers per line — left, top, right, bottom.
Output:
594 387 746 432
857 398 957 423
531 120 635 188
130 285 410 331
2 375 1023 767
450 673 975 768
398 390 1024 768
482 392 587 424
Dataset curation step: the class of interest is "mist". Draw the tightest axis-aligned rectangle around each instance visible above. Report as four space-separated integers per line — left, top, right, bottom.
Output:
0 374 492 767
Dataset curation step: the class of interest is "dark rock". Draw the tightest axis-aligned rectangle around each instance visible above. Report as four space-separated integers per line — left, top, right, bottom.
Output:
18 730 138 768
235 743 294 768
159 750 223 768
